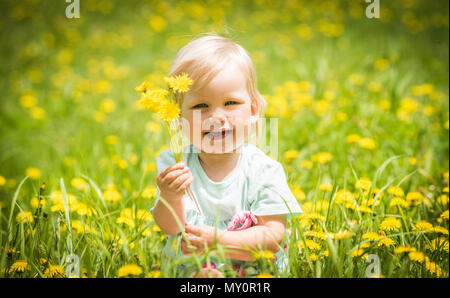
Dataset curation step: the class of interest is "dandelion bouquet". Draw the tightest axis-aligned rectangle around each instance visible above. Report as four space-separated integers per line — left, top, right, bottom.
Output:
135 73 202 215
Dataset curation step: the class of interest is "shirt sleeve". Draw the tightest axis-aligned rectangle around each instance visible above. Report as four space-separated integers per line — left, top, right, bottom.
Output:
249 161 303 219
150 149 176 215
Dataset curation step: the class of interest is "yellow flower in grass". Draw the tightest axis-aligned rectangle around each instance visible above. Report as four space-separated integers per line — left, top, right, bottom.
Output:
433 226 449 235
103 184 122 202
426 237 449 253
255 250 275 260
30 197 46 209
413 220 433 232
44 264 65 278
164 72 193 93
377 237 395 248
333 230 354 240
141 185 157 199
380 217 401 232
394 245 416 254
362 232 382 241
355 177 372 192
145 270 161 278
319 183 333 192
390 197 408 208
292 186 306 201
71 178 88 192
300 159 313 170
135 80 150 93
440 210 449 221
26 167 41 180
311 152 333 164
284 150 299 163
118 264 143 277
9 260 31 273
139 88 169 112
16 211 34 224
425 261 444 277
157 100 180 121
298 239 321 251
409 251 426 263
346 134 360 144
387 186 405 197
358 138 376 150
256 273 274 278
437 194 449 206
304 231 327 241
406 191 425 206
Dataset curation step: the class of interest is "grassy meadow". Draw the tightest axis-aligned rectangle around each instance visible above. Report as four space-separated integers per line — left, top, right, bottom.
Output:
0 0 449 278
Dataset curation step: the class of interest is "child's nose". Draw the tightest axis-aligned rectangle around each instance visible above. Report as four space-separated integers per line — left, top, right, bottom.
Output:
207 108 227 126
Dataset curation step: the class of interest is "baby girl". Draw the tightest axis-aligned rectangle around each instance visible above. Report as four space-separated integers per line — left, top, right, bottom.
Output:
151 35 302 277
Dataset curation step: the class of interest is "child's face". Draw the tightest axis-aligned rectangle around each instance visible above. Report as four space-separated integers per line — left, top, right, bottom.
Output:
180 62 258 154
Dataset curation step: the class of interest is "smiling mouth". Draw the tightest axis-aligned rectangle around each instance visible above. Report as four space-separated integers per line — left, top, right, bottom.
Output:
203 129 233 140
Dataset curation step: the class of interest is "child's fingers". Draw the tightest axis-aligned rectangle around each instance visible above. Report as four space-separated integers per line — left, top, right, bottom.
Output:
162 167 189 185
159 162 185 179
175 175 194 193
168 170 192 189
185 224 202 236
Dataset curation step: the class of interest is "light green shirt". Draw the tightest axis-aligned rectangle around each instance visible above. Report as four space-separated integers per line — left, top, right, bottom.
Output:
151 143 302 276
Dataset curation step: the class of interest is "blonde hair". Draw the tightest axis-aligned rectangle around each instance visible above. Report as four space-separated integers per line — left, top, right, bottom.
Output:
168 34 266 117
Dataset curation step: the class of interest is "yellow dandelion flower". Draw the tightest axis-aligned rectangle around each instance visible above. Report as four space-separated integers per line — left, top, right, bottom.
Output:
319 183 333 192
145 270 161 278
380 217 401 232
16 211 34 224
374 58 390 71
256 273 275 278
388 186 405 197
437 194 449 206
311 152 333 164
30 197 46 209
425 261 444 277
300 159 313 170
141 185 157 199
135 80 150 93
426 237 449 253
118 264 143 277
433 226 449 235
409 251 426 263
164 72 193 93
298 239 321 251
9 260 31 273
157 100 180 121
346 134 360 143
362 232 382 241
255 250 275 260
139 88 169 112
390 197 408 208
333 230 354 240
44 264 65 278
71 178 88 192
358 138 376 150
284 150 299 163
103 184 122 202
394 245 416 254
377 237 395 248
440 210 449 221
413 220 433 232
304 231 327 241
406 191 424 206
291 186 306 201
355 177 372 191
26 167 41 180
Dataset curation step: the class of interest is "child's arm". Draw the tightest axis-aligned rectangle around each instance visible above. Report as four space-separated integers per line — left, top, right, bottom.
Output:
153 162 193 235
182 215 286 261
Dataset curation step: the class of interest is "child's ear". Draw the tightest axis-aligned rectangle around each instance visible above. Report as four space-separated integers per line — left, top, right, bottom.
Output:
250 100 259 125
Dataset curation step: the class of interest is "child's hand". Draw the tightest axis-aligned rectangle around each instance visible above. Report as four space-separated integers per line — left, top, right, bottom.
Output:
181 224 216 255
157 162 193 202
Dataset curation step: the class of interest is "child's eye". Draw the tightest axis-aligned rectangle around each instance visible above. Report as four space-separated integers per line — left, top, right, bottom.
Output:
225 100 238 106
192 103 208 109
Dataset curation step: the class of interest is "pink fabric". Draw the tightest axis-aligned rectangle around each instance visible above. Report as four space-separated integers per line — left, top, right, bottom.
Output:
227 211 258 231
